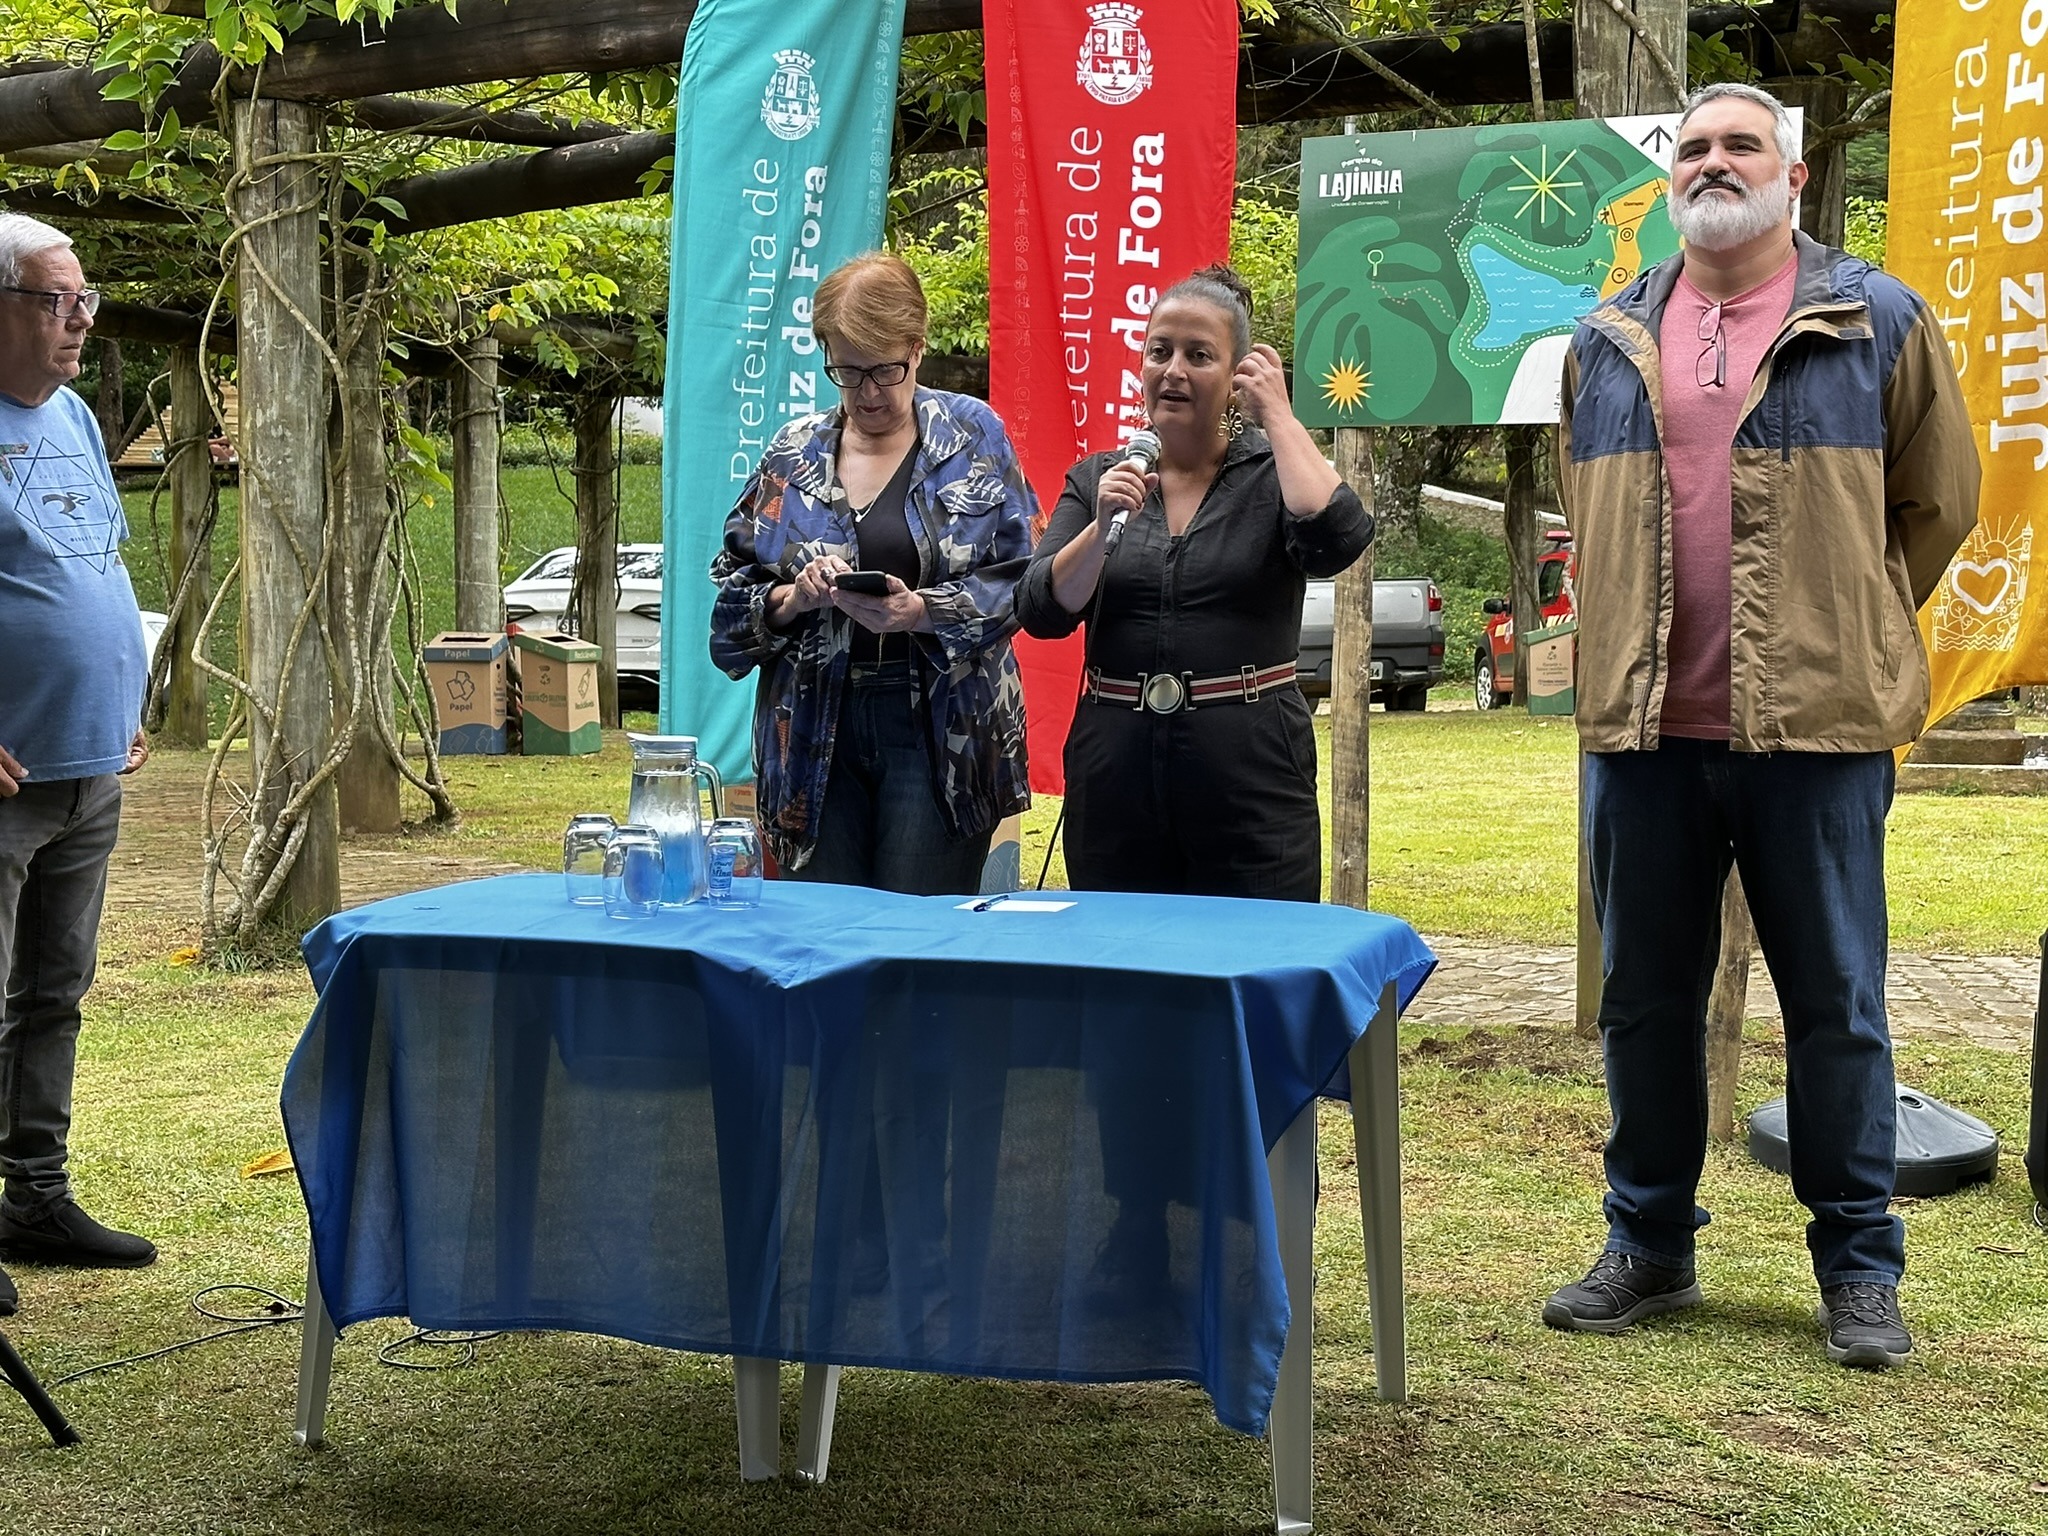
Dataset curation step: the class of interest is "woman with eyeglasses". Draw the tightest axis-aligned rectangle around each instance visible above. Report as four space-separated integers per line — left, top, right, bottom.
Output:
710 252 1037 893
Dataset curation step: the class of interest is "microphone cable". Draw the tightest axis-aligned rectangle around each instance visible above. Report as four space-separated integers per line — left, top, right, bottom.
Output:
1036 450 1147 891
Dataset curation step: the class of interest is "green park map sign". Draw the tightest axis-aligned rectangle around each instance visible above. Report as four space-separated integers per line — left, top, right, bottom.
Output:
1295 118 1693 428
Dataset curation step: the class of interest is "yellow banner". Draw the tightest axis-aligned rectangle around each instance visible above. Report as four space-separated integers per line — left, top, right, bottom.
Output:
1890 0 2048 721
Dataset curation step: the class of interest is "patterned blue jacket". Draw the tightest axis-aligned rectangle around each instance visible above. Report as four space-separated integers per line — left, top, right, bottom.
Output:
709 388 1037 869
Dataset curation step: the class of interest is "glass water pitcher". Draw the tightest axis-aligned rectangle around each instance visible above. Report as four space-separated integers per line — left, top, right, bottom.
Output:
625 734 725 906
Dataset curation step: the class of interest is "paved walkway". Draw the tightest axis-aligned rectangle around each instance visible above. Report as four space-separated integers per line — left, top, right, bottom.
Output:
1408 936 2042 1052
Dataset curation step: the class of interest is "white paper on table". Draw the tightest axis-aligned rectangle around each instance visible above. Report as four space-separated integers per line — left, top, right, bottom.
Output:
955 897 1076 912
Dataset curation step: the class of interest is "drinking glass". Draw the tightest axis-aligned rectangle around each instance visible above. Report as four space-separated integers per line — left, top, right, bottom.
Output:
706 818 764 908
602 825 666 919
562 813 617 904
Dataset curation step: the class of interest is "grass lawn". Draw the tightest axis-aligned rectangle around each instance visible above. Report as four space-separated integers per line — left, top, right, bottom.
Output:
49 471 2037 1528
15 866 2048 1529
1 735 2042 1533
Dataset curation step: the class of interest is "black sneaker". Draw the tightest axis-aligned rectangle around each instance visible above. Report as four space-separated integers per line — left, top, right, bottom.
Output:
1542 1251 1702 1333
1818 1282 1912 1369
0 1261 16 1317
0 1198 156 1269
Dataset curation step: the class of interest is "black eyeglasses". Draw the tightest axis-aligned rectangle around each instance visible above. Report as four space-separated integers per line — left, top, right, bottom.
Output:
0 285 101 319
823 358 910 390
1696 300 1726 390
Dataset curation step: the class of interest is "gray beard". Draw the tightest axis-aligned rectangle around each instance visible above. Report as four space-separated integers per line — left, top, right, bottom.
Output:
1671 169 1792 251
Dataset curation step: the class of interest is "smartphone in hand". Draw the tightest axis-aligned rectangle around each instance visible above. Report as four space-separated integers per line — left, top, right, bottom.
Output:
831 570 891 597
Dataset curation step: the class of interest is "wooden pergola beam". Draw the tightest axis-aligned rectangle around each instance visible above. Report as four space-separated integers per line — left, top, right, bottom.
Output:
0 0 980 156
344 94 626 147
0 0 1895 160
91 297 653 390
372 130 667 236
0 186 187 224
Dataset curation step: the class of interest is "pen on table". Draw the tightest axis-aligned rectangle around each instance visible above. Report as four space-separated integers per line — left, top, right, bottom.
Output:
967 894 1009 912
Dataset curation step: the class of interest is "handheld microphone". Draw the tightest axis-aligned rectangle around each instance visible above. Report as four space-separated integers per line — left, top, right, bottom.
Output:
1102 429 1162 553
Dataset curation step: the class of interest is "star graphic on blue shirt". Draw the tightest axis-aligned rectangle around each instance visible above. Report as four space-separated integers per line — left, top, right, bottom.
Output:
3 439 120 571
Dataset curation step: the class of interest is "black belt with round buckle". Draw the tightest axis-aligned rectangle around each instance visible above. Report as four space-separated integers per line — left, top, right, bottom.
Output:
1086 661 1297 714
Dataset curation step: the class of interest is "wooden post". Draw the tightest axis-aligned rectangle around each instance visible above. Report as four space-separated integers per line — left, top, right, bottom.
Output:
452 333 502 633
571 387 621 728
1777 76 1849 249
1572 0 1688 1036
1329 427 1375 911
233 96 338 930
1705 870 1756 1141
163 343 213 747
1502 427 1545 708
330 249 402 833
95 336 124 456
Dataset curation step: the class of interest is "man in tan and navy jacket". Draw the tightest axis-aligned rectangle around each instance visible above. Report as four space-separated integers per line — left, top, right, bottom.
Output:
1545 83 1978 1370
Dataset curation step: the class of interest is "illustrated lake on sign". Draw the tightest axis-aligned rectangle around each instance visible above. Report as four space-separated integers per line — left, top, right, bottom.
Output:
1466 244 1593 352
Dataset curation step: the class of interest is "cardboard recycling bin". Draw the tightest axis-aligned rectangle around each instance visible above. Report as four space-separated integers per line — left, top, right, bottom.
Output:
1524 620 1578 717
422 632 510 755
511 629 602 755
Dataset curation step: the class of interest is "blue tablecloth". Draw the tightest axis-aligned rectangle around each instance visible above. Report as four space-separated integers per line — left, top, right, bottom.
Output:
282 874 1435 1436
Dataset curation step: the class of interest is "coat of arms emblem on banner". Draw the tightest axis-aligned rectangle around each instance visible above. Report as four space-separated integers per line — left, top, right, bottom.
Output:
761 49 821 140
1076 3 1153 105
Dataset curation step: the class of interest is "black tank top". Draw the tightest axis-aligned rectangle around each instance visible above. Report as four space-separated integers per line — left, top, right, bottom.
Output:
849 442 919 664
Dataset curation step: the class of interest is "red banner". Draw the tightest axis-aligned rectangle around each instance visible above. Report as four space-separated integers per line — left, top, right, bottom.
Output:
985 0 1239 794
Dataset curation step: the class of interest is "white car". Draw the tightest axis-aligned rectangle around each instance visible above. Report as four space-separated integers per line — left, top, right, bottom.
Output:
502 544 664 707
141 609 168 667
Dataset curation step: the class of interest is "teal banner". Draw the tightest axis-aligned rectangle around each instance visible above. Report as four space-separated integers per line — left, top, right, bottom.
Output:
659 0 906 780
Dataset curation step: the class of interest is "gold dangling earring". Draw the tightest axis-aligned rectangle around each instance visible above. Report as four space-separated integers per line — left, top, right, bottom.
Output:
1217 398 1246 440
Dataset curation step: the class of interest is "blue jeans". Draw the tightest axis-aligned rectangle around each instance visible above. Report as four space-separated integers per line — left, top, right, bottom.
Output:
1585 742 1904 1287
0 775 122 1211
789 660 992 896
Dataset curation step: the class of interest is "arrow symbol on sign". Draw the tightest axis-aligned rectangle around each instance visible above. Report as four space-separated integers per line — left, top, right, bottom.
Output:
1639 124 1674 151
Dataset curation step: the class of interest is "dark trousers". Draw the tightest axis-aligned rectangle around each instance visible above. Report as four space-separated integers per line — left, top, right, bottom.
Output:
0 776 122 1211
788 661 992 896
1585 741 1904 1287
1064 688 1323 901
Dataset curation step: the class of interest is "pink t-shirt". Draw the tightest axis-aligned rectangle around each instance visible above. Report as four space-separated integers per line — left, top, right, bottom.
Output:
1655 256 1797 740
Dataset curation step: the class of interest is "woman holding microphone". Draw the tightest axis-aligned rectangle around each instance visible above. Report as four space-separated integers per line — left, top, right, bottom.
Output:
1017 265 1373 900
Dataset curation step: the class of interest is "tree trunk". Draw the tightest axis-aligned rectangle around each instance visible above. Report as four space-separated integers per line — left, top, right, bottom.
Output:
1778 76 1848 249
94 337 124 456
1705 869 1755 1141
1502 426 1545 708
161 344 213 747
452 334 502 632
1329 427 1376 911
1370 426 1428 536
233 96 338 932
330 249 403 832
1572 0 1688 1038
571 387 621 728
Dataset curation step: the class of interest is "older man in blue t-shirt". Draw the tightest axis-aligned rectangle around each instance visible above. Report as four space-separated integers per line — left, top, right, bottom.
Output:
0 214 155 1316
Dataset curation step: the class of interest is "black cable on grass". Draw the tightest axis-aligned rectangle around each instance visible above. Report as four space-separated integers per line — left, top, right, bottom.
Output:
377 1329 503 1370
46 1284 302 1389
33 1284 501 1395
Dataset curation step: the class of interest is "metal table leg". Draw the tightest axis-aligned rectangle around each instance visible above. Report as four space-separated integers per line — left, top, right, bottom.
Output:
293 1244 337 1448
794 1362 842 1484
733 1356 781 1480
1351 982 1406 1403
1266 1099 1318 1535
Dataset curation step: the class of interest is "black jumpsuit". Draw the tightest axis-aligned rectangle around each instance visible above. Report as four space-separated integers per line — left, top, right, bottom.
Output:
1016 429 1374 901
